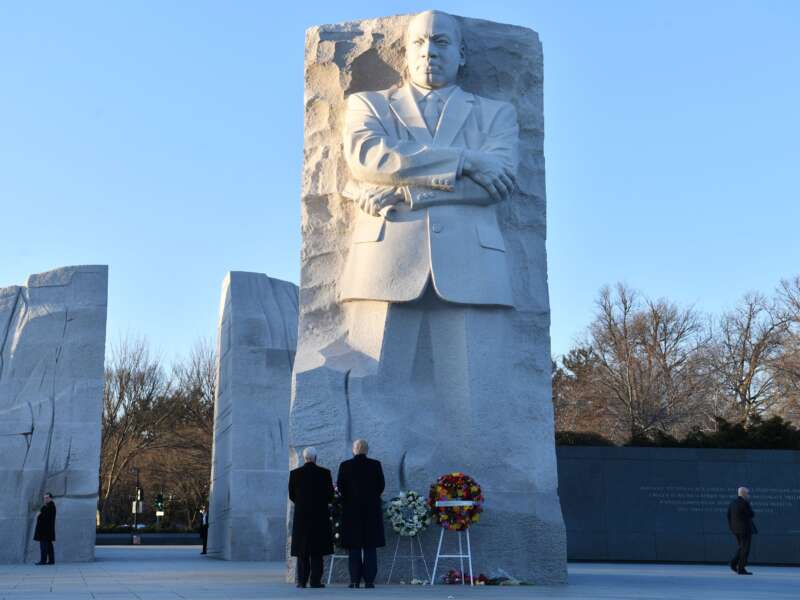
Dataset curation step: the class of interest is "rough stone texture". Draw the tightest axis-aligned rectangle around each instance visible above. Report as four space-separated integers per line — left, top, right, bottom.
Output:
208 272 299 561
0 265 108 564
289 13 566 584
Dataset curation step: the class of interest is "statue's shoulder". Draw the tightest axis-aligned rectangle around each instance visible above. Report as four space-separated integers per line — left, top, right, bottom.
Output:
472 94 517 126
346 87 396 112
470 92 516 117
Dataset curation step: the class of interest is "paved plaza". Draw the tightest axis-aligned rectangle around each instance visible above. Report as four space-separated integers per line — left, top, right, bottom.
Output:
0 546 798 599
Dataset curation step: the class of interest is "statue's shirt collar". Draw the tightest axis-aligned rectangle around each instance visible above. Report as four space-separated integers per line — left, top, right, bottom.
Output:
409 82 457 106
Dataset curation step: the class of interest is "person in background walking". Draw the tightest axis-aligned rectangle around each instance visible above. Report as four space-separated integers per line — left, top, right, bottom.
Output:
728 486 757 575
199 506 209 554
337 439 385 589
289 447 334 588
34 493 56 565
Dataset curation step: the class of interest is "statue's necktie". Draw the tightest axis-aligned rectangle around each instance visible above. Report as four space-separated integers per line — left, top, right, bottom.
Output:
422 91 442 134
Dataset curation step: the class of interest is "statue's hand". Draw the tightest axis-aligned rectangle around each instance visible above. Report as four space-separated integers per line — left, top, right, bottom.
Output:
463 150 516 202
359 186 403 217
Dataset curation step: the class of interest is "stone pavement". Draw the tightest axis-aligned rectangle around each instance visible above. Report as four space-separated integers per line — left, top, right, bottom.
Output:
0 546 797 599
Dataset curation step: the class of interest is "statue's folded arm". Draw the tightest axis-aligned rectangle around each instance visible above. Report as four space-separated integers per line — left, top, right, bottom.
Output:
343 94 462 188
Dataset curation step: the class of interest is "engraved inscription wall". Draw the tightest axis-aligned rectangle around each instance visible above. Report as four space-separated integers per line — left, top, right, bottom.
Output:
641 485 800 514
558 447 800 563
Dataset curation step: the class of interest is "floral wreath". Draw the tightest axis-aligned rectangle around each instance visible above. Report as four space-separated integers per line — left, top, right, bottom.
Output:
385 490 432 537
428 472 484 531
329 486 344 548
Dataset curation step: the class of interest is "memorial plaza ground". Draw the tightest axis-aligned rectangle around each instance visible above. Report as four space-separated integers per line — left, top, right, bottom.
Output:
0 546 797 599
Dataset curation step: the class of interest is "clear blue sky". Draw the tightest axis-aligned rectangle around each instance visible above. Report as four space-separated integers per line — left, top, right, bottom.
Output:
2 1 799 363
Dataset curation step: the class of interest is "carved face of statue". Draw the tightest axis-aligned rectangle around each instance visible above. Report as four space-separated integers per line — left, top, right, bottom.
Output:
405 11 465 89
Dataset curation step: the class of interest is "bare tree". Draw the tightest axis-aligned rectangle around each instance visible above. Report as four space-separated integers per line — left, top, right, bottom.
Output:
99 337 174 523
710 292 790 424
588 284 712 438
553 347 627 442
779 276 800 315
161 338 216 520
772 277 800 421
169 337 216 451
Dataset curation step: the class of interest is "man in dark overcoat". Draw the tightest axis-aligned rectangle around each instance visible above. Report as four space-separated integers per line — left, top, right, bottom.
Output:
337 439 385 588
728 486 757 575
199 506 209 554
289 447 334 588
33 492 56 565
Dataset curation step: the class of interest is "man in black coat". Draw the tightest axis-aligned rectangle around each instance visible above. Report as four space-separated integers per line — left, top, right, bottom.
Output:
337 439 385 589
289 447 334 588
33 493 56 565
727 486 756 575
199 506 209 554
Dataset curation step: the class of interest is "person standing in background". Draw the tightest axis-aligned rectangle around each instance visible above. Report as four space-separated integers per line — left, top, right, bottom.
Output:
728 486 757 575
289 447 334 588
34 493 56 565
199 506 209 554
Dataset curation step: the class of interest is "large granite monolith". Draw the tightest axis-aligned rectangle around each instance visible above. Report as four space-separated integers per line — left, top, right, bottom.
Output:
289 13 566 583
0 265 108 564
288 10 566 583
208 272 299 560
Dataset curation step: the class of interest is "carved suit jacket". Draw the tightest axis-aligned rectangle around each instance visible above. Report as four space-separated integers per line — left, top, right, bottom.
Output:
340 82 519 307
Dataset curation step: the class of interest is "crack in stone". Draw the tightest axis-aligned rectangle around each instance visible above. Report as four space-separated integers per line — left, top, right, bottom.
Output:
398 451 407 490
47 438 73 478
261 276 296 371
0 287 23 384
24 401 35 454
344 369 352 446
61 308 71 338
23 319 62 559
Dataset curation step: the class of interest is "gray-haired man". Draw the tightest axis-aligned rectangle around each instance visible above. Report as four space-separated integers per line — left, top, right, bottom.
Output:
289 447 334 588
727 486 756 575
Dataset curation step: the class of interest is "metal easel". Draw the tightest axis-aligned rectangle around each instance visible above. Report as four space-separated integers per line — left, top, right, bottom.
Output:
386 534 431 583
430 500 475 586
326 553 349 585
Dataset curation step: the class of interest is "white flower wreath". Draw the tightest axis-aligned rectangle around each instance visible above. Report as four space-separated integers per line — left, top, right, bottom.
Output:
385 490 432 537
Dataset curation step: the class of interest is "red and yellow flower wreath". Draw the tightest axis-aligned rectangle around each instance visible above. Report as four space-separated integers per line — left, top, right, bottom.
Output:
428 472 484 531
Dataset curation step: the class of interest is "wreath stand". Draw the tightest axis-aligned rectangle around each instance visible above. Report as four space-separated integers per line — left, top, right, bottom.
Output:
386 534 430 584
430 500 475 586
325 553 349 585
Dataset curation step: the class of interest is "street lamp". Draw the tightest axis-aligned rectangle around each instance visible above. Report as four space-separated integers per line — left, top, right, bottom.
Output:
130 467 142 544
155 492 165 526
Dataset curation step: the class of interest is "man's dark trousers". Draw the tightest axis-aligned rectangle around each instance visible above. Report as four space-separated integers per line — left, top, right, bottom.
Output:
39 541 54 565
731 533 751 573
297 553 324 587
349 547 377 585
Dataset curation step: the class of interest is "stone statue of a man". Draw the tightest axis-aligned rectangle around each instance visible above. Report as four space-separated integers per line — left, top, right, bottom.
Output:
332 8 526 474
291 9 566 583
340 10 519 306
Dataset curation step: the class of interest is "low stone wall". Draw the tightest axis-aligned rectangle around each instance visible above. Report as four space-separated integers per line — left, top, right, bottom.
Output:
558 446 800 564
96 533 201 546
